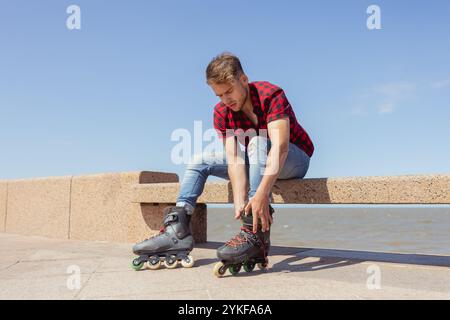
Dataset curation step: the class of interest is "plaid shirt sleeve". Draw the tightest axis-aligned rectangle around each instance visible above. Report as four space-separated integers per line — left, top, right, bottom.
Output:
213 104 227 140
266 88 292 123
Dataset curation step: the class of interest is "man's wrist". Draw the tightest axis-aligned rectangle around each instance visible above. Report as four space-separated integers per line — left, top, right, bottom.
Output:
255 188 271 198
235 202 246 212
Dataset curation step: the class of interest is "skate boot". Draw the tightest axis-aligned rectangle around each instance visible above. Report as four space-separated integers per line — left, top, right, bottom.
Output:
131 206 195 271
213 206 274 277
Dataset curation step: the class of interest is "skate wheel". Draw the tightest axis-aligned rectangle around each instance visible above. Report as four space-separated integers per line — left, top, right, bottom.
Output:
131 258 144 271
181 255 195 268
243 262 255 272
257 257 269 270
164 255 178 269
146 259 161 270
213 262 227 278
229 264 241 276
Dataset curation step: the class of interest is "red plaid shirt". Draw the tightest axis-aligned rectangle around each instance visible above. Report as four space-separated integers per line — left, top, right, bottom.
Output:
213 81 314 157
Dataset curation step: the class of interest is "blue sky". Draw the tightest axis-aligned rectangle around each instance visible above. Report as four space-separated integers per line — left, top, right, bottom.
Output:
1 0 449 180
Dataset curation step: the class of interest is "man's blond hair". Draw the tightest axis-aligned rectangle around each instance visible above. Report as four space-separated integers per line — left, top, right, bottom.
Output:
206 52 244 85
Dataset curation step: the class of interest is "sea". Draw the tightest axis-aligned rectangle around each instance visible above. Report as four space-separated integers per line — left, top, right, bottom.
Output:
207 205 450 256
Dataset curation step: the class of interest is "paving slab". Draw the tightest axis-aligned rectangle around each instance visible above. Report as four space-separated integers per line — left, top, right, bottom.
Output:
0 232 449 300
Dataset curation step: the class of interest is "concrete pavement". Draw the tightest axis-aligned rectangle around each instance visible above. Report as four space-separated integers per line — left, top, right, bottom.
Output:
0 232 449 300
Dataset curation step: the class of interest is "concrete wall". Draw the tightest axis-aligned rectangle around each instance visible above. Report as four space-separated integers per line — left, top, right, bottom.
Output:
68 171 206 243
70 172 141 242
6 176 72 239
0 181 7 232
2 171 449 244
0 171 183 243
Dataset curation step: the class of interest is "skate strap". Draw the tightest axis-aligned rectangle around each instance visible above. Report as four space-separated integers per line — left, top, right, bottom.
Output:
163 214 178 225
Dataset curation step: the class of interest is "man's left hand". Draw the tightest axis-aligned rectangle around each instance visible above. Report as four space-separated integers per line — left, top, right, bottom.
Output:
244 192 273 233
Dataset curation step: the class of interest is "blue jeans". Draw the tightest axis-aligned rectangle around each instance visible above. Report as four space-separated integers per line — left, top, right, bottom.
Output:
176 136 311 214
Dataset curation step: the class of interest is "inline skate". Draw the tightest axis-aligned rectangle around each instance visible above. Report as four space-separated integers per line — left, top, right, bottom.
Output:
213 206 274 277
131 206 195 271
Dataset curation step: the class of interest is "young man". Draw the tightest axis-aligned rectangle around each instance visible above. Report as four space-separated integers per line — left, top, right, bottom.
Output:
132 53 314 276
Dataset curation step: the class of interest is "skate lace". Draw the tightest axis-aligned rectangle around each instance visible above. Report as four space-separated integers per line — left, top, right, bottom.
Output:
142 227 166 242
225 227 269 259
225 227 254 248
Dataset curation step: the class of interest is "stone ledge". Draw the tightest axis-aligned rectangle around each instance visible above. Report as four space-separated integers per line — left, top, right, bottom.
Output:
1 172 448 246
132 174 450 204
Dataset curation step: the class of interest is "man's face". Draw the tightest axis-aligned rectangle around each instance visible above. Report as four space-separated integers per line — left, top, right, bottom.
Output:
210 74 249 112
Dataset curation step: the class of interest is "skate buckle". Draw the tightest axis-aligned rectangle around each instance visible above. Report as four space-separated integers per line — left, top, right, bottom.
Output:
164 214 178 225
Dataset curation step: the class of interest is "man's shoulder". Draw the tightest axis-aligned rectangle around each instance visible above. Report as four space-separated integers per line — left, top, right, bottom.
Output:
250 81 285 110
251 81 283 93
250 81 284 104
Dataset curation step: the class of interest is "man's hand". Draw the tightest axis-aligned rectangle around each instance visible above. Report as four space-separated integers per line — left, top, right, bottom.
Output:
244 192 273 232
234 204 245 220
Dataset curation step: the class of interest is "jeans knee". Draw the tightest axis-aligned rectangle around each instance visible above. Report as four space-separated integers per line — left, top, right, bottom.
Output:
186 152 225 171
186 153 206 172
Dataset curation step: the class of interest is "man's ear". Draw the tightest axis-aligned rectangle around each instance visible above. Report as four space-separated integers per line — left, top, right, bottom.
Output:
239 73 249 85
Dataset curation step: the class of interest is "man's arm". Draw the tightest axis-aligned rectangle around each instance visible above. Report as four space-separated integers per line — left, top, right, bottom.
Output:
225 136 249 219
257 117 290 196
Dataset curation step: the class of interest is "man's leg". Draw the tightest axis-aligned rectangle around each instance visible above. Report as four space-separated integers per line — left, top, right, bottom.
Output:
247 136 311 197
245 136 310 254
214 137 273 276
278 142 311 180
247 136 270 199
176 151 228 215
